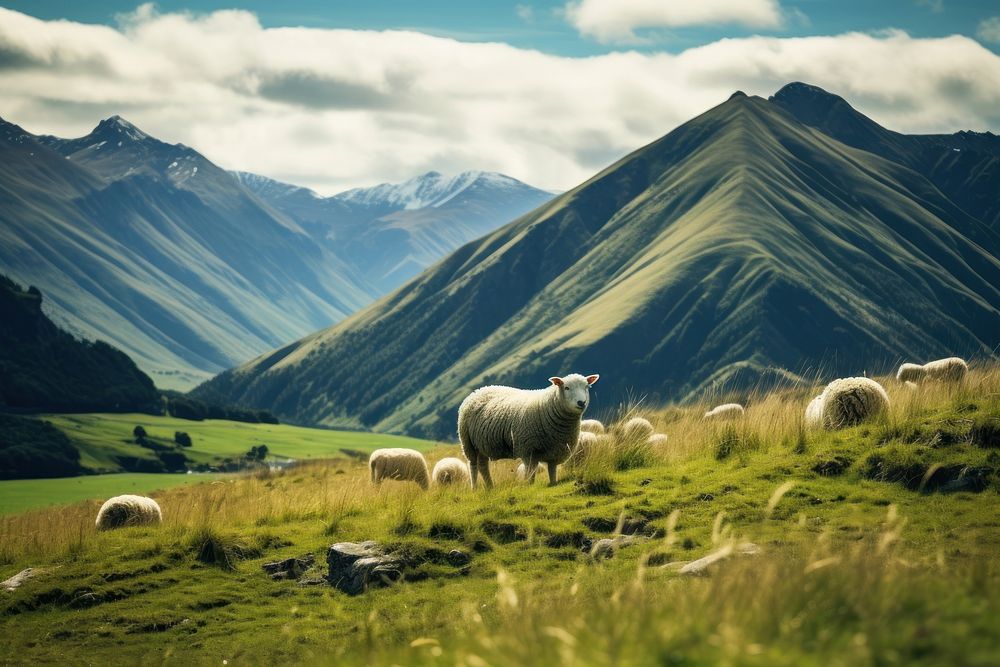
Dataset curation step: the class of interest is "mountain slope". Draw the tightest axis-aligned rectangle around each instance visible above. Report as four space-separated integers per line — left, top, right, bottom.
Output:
770 82 1000 243
238 170 556 291
194 89 1000 438
0 116 375 389
0 275 157 412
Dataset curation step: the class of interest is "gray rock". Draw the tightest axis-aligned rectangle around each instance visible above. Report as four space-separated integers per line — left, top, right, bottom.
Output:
2 568 35 592
327 542 403 595
585 534 648 560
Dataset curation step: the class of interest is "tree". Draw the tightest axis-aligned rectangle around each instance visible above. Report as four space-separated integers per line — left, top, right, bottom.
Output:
133 425 147 439
246 444 269 461
174 431 192 447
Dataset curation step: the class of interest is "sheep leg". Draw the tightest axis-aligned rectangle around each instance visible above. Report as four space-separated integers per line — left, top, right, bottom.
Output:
547 461 558 486
478 459 494 489
468 451 480 489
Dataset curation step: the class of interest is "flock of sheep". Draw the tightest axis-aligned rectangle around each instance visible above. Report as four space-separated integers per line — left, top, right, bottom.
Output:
92 358 969 528
365 357 969 492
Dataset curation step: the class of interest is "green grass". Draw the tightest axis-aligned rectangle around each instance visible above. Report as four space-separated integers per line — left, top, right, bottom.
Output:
43 412 437 472
0 370 998 665
0 473 228 516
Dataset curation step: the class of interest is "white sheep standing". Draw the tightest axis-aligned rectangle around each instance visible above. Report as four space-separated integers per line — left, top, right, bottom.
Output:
648 433 668 446
618 417 654 443
896 357 968 384
95 495 162 531
580 419 605 434
369 448 430 490
804 377 889 430
458 373 600 488
703 403 745 420
431 457 471 487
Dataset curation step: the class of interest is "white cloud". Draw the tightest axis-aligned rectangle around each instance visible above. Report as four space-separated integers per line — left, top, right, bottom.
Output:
977 16 1000 43
1 7 999 194
515 4 535 23
565 0 784 43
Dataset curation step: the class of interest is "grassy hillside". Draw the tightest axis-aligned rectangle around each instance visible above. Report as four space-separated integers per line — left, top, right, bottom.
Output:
195 89 1000 439
0 473 229 516
40 412 437 475
0 276 158 413
2 368 998 664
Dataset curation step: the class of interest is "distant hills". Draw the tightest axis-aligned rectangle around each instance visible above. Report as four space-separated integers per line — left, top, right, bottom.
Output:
0 275 157 413
0 115 551 388
194 83 1000 439
235 169 554 292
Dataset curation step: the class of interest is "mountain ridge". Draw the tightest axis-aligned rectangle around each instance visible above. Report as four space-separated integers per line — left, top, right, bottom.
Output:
193 87 1000 438
1 115 553 388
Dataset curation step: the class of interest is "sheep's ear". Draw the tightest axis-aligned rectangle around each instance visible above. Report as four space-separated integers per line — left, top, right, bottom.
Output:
549 376 564 387
586 374 600 385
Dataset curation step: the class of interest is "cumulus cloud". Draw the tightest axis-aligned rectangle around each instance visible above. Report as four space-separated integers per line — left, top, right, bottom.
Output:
978 16 1000 43
1 7 999 194
565 0 784 43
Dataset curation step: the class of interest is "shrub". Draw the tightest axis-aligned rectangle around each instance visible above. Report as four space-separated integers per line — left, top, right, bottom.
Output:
174 431 192 447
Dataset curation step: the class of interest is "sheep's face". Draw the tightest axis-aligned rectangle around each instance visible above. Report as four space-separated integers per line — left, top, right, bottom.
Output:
896 363 924 383
549 373 599 414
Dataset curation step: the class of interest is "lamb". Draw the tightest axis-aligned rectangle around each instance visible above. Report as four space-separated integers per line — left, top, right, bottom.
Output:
369 448 430 490
431 457 471 487
703 403 745 420
618 417 653 443
458 373 600 488
580 419 605 434
95 495 162 531
896 357 968 384
804 377 889 430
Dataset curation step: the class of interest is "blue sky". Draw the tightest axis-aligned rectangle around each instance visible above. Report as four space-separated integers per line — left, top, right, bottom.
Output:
2 2 999 192
8 0 1000 55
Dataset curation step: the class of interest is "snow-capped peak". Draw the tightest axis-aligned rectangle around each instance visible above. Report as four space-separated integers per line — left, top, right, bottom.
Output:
334 170 521 210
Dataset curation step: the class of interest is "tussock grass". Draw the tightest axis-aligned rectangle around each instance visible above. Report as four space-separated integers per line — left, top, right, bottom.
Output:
0 365 998 664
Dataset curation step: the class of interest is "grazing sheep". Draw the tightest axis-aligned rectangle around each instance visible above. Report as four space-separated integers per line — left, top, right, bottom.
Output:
619 417 653 443
95 495 162 531
431 457 471 487
458 373 600 488
896 357 968 384
369 448 430 490
580 419 605 434
704 403 745 421
648 433 668 446
805 377 889 430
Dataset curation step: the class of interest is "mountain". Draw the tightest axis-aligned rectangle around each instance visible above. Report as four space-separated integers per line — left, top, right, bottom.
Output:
770 82 1000 243
194 86 1000 438
236 169 556 292
0 275 157 412
0 115 376 389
